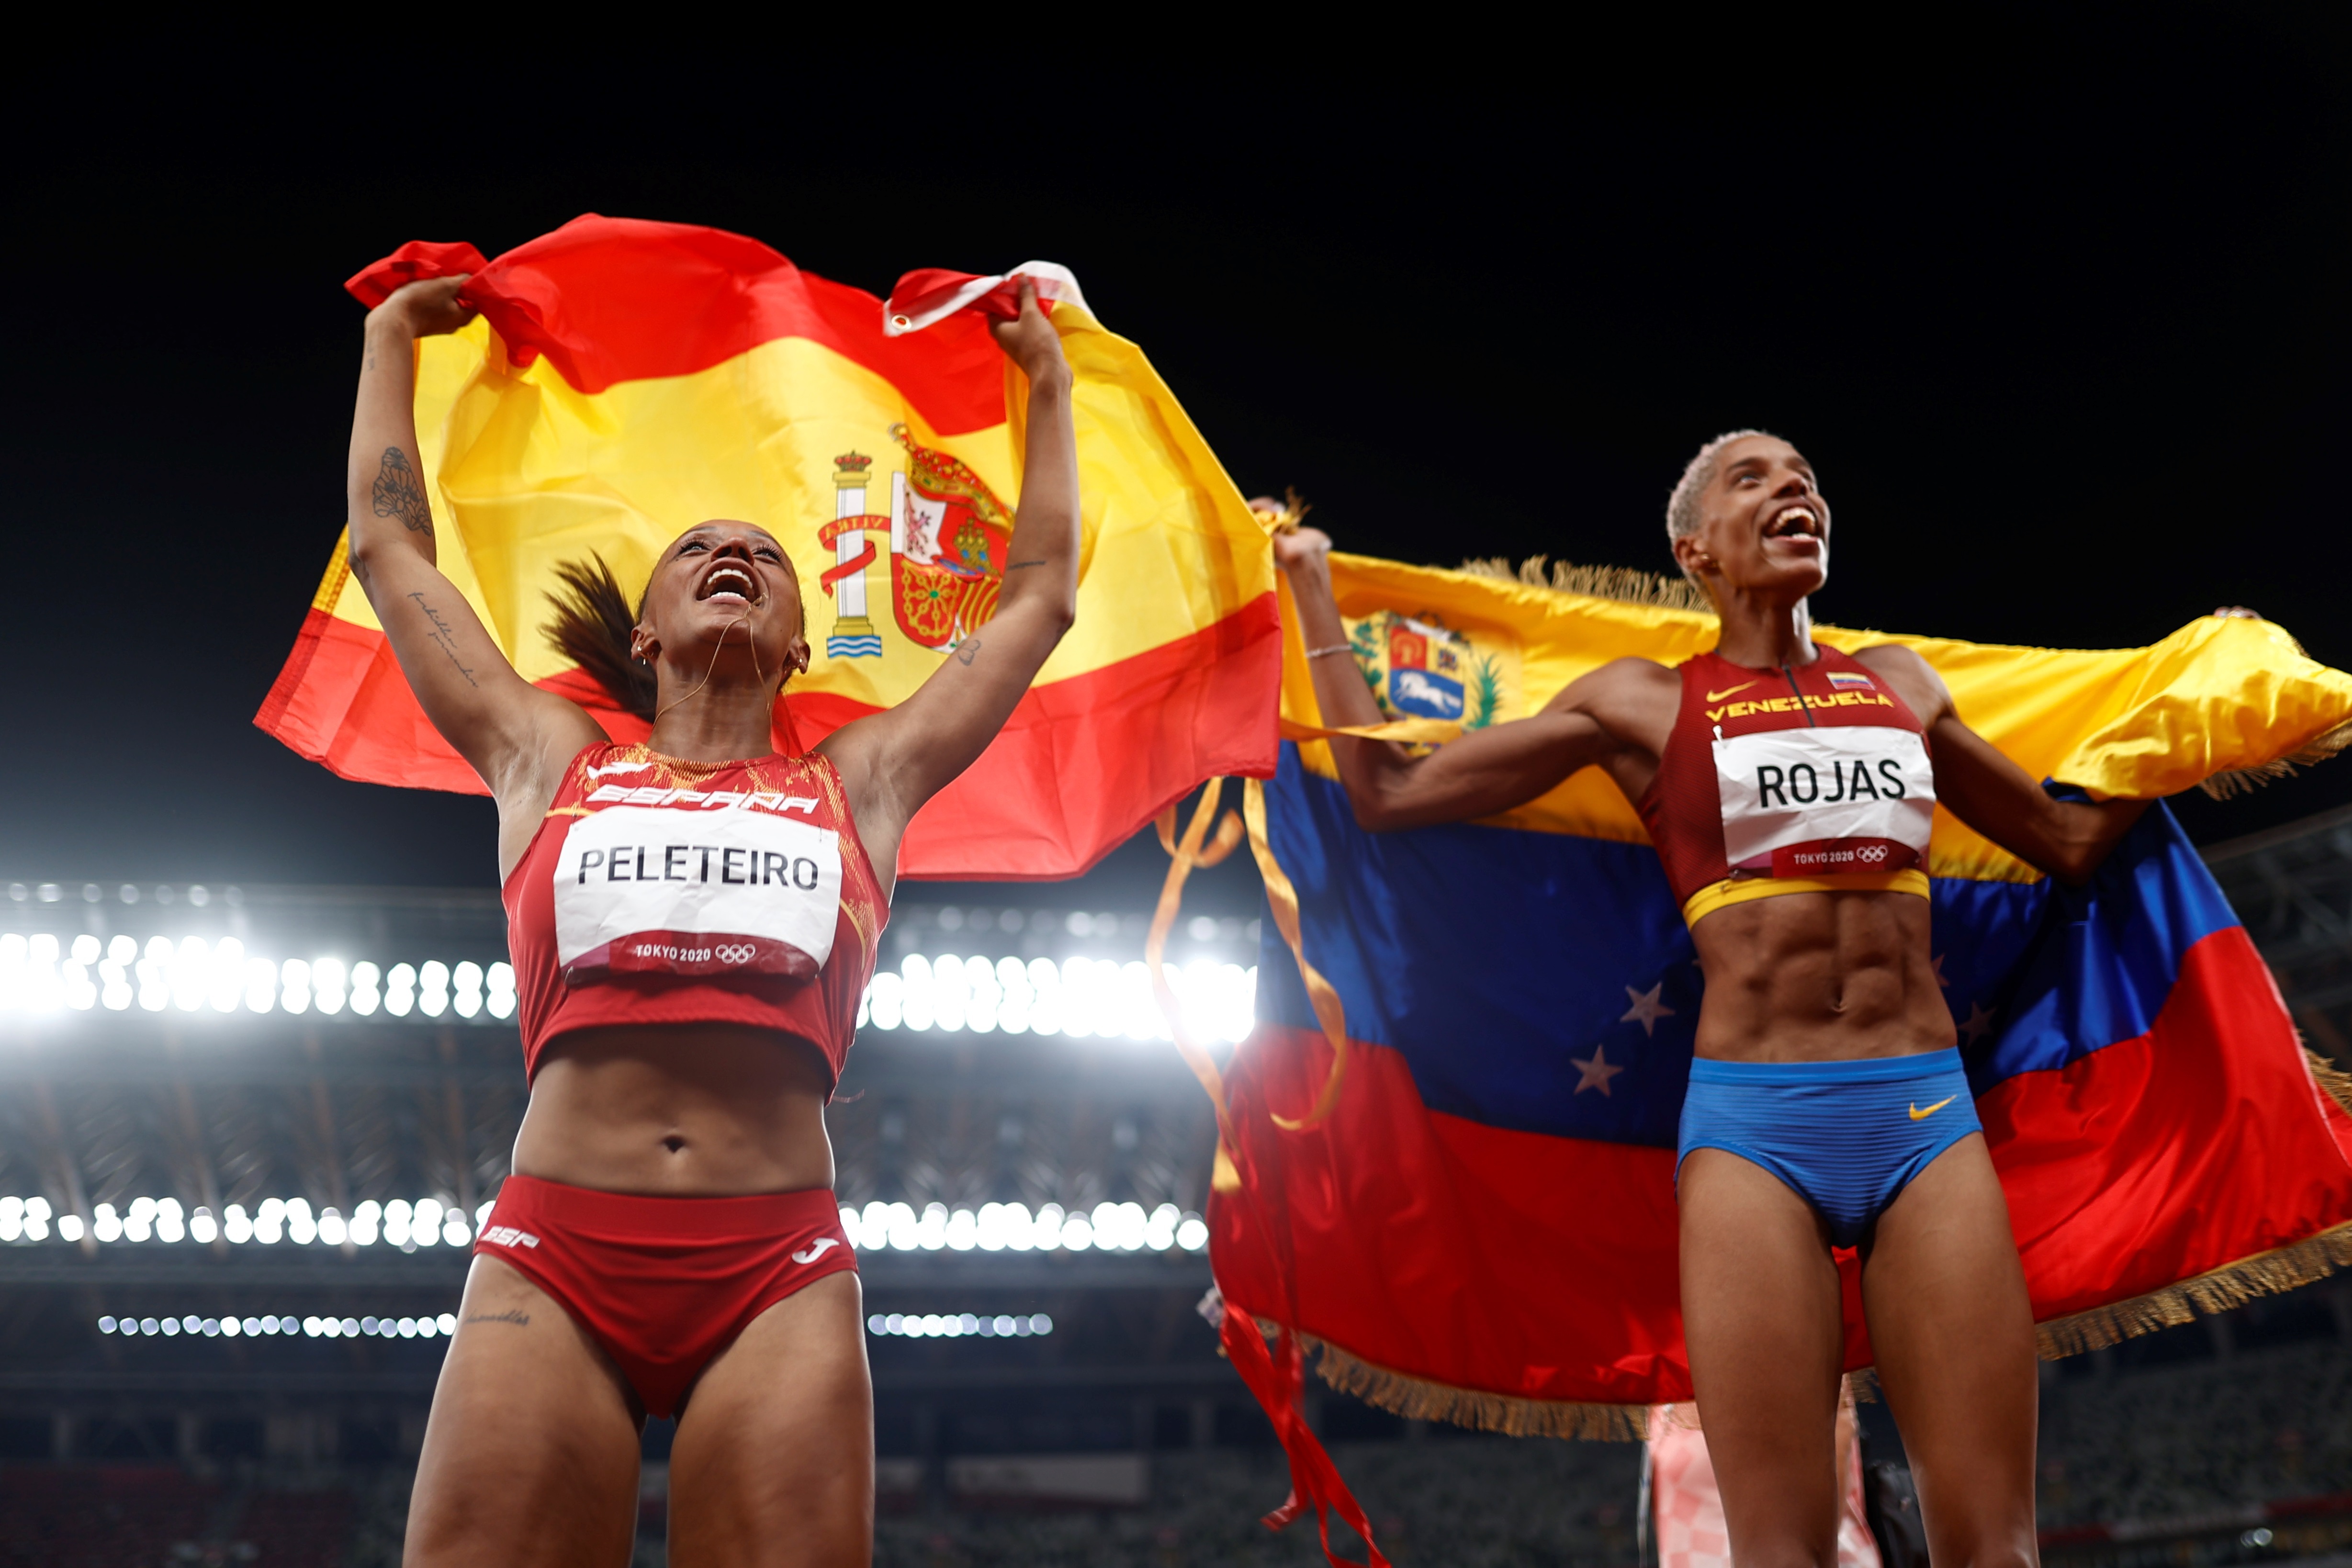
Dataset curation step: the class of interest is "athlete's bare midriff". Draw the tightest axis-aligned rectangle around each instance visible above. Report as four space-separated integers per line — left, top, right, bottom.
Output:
1688 887 1955 1064
513 1024 837 1196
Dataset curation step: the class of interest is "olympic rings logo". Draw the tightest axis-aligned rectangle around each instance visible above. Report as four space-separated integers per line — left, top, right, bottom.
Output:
1857 844 1888 864
713 943 758 964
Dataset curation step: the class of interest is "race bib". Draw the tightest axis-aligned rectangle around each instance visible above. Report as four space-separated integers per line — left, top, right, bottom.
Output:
552 806 842 981
1712 726 1935 877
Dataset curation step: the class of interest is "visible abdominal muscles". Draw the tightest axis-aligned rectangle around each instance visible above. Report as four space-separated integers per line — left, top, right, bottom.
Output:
1688 892 1957 1063
511 1024 839 1195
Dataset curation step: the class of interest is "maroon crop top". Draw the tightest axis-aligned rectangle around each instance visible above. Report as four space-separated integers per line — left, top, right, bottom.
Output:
1634 645 1937 927
502 742 888 1086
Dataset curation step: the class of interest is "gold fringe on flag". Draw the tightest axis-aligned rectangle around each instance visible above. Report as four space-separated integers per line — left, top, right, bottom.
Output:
1263 1204 2352 1441
2032 1217 2352 1358
1457 555 1716 615
2305 1045 2352 1117
2200 717 2352 798
1265 1319 1650 1442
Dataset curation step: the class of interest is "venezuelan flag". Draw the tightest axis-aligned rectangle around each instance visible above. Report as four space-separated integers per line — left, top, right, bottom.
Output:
1209 554 2352 1458
256 216 1278 878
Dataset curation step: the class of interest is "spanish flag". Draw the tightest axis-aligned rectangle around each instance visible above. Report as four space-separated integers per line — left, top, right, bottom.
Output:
1209 555 2352 1540
255 216 1279 878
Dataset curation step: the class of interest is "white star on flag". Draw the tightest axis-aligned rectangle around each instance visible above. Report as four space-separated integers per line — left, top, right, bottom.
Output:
1572 1045 1627 1096
1621 982 1676 1037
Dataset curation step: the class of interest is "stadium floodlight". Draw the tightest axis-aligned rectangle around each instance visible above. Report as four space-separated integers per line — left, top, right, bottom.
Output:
318 1207 348 1246
190 1206 217 1243
865 1312 1051 1339
0 1197 21 1243
92 1203 124 1244
243 957 276 1015
453 961 484 1019
350 961 382 1017
208 938 246 1013
170 936 208 1012
1176 1213 1209 1252
350 1200 381 1246
222 1204 253 1244
383 963 415 1018
280 958 312 1015
314 957 349 1016
419 960 451 1019
486 962 517 1020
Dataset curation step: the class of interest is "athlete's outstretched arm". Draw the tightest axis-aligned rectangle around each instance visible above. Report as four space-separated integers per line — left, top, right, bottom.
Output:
343 278 604 819
1274 530 1633 831
1853 643 2148 882
822 283 1080 844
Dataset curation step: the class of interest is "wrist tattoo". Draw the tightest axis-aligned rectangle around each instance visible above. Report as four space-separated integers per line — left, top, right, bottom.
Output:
955 637 984 666
372 448 433 535
1005 559 1047 571
407 592 480 688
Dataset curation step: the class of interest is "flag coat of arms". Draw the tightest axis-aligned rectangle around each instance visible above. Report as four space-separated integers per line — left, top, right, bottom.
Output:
256 217 1280 879
1210 554 2352 1458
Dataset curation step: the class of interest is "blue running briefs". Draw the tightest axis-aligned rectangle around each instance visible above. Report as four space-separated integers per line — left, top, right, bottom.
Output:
1676 1048 1981 1248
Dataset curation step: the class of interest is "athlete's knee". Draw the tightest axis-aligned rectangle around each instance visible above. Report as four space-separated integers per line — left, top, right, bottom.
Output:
1924 1508 2038 1568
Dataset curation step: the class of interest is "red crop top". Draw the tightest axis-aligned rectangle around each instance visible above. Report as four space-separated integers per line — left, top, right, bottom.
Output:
502 742 888 1086
1634 645 1936 928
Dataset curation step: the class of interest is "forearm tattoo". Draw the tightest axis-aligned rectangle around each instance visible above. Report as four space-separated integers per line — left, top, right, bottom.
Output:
955 637 984 666
372 448 433 535
407 592 479 688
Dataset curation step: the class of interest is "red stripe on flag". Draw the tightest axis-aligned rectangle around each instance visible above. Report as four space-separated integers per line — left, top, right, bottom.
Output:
784 593 1282 880
1983 924 2352 1319
350 216 1017 435
1216 928 2352 1413
254 594 1280 878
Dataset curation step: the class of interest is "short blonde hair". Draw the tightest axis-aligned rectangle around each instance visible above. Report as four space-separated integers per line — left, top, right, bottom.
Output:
1665 429 1778 548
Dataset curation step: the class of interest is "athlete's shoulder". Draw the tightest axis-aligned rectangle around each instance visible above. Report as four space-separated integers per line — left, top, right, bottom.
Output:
1558 655 1681 707
1847 643 1952 721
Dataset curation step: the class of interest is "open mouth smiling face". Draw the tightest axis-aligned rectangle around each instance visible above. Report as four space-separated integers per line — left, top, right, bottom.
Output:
697 560 762 607
1760 501 1825 554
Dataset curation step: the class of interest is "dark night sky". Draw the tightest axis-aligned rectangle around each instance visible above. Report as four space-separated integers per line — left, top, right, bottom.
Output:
3 17 2345 908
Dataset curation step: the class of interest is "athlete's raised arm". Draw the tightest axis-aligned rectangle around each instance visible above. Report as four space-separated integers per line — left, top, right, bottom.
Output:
1853 641 2149 883
1273 527 1667 831
820 282 1081 862
342 278 605 839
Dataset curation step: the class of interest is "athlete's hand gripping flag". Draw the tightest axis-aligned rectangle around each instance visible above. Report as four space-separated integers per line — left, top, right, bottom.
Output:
257 216 1280 878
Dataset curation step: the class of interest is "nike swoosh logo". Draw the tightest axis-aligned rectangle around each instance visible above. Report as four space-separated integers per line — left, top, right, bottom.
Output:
1704 681 1760 702
1909 1097 1957 1121
791 1238 841 1265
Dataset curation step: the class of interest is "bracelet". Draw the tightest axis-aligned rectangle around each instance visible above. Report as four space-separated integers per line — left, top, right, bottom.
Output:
1305 644 1353 660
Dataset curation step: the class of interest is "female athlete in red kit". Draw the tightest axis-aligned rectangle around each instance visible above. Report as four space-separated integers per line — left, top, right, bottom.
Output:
343 275 1077 1567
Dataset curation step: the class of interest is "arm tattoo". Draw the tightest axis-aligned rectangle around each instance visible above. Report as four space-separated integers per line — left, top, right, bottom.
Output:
462 1310 530 1326
955 636 983 666
1004 559 1047 571
407 592 480 688
372 447 434 535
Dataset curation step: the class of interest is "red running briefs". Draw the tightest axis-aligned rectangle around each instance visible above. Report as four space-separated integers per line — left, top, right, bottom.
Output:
473 1175 857 1418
